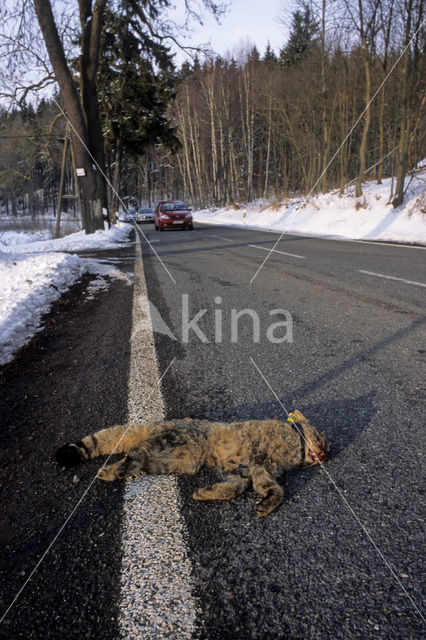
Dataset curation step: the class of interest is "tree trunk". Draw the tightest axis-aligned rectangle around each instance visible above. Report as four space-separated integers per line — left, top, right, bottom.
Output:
393 0 416 208
33 0 105 233
377 79 386 184
239 66 254 203
79 0 106 174
11 192 17 217
28 171 35 219
147 159 153 207
356 38 371 198
110 133 123 218
184 87 203 206
377 0 393 184
263 85 272 198
203 74 218 203
320 0 329 193
176 101 196 205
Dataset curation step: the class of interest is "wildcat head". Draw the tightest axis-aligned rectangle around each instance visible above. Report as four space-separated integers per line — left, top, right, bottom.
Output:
292 410 329 466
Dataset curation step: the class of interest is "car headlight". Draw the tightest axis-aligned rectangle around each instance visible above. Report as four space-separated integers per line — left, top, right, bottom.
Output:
185 213 192 218
161 214 171 220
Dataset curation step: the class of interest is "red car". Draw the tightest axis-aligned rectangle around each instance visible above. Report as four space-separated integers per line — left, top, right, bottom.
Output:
155 200 194 231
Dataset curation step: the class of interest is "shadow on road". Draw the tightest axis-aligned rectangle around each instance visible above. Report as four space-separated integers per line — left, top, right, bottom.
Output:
0 242 137 640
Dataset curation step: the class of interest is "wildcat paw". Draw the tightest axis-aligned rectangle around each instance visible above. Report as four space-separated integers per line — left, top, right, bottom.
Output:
193 487 209 500
97 466 119 482
256 489 282 517
55 444 83 467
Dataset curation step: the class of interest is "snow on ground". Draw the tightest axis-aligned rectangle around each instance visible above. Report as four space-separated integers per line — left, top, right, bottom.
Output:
0 251 85 365
0 222 134 366
194 170 426 245
0 221 132 254
0 229 53 246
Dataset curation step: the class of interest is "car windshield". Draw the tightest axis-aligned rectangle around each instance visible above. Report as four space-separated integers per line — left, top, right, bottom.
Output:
162 202 186 212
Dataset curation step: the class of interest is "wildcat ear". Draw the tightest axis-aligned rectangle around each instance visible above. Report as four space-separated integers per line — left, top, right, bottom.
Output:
293 410 307 422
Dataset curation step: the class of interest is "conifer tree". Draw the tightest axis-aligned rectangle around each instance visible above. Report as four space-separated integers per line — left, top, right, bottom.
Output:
279 4 319 67
263 42 278 65
97 9 179 216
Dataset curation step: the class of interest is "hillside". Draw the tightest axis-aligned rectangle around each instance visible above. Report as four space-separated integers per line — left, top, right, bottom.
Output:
194 167 426 245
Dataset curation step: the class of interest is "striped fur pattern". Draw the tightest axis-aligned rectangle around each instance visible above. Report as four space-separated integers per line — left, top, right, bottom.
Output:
56 410 328 517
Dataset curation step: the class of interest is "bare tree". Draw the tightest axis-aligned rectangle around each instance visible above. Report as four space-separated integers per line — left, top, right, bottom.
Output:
33 0 107 232
320 0 329 192
393 0 424 207
1 0 228 231
376 0 395 184
342 0 381 197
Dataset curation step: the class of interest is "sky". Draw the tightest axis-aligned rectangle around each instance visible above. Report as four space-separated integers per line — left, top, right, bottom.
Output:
167 0 294 65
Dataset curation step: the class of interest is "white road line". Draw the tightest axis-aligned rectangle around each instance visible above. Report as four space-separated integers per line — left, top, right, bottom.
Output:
358 269 426 288
119 236 199 640
249 244 306 260
349 239 426 250
210 234 234 242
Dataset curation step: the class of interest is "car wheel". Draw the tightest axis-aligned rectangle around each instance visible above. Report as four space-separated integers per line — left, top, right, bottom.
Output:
159 225 164 231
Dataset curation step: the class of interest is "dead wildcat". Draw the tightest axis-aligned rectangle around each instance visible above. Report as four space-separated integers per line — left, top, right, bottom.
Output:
55 410 329 517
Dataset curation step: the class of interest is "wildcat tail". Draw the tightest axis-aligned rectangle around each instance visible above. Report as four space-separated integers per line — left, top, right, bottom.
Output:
55 423 151 467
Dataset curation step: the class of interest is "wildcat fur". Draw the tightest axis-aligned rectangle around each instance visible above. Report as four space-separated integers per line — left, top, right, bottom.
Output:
56 410 328 517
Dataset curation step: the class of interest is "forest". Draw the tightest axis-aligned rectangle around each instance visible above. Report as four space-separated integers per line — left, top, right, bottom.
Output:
0 0 424 228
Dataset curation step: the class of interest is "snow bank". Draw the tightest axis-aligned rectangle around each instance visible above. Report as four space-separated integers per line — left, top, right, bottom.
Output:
0 229 53 247
0 221 133 254
0 223 134 365
194 171 426 245
0 251 85 365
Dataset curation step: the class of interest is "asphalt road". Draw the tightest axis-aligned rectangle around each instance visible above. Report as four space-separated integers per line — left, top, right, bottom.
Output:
142 223 425 639
0 242 137 640
0 222 425 639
